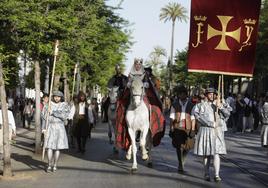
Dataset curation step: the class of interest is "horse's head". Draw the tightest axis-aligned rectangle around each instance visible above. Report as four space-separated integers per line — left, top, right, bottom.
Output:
130 78 144 107
108 86 119 104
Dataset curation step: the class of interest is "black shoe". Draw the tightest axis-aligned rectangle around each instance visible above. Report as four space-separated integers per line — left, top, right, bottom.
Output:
204 174 210 181
178 166 184 174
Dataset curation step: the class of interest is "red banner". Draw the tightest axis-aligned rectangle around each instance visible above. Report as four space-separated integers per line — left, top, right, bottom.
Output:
188 0 261 77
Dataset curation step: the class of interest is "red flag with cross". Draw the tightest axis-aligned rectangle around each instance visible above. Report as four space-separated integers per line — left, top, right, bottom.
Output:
188 0 261 77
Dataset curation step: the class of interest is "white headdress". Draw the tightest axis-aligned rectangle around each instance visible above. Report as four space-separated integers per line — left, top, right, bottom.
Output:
129 58 145 80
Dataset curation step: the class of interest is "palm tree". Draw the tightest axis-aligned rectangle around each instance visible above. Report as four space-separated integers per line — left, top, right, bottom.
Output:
159 2 188 93
147 46 167 74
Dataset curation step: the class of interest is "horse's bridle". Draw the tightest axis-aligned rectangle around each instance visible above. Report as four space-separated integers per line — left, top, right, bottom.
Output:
131 85 145 105
109 87 119 109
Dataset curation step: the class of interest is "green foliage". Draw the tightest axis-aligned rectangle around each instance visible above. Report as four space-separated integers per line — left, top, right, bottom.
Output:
255 0 268 79
145 46 167 77
0 45 19 88
0 0 131 91
171 48 217 88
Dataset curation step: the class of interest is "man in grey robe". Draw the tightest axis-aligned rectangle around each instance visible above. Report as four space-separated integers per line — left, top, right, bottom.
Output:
194 88 231 182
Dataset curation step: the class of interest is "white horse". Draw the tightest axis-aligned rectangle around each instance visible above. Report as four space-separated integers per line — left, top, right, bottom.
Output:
107 86 119 153
125 78 150 171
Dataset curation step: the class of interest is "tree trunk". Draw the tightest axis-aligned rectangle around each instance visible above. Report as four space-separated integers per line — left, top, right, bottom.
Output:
82 79 87 93
76 62 81 94
63 70 70 102
53 74 61 91
44 62 50 94
169 21 175 93
23 51 27 98
34 61 42 154
238 78 242 94
0 62 12 176
170 21 175 67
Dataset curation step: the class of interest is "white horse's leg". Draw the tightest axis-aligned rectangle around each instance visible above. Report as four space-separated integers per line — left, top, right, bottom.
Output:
128 128 137 170
140 127 149 160
126 144 132 160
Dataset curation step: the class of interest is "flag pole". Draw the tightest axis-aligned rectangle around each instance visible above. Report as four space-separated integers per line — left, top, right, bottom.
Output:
216 75 221 114
221 74 224 103
42 40 59 161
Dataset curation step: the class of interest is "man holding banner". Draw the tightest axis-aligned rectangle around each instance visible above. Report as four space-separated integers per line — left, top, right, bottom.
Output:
194 88 231 182
188 0 261 182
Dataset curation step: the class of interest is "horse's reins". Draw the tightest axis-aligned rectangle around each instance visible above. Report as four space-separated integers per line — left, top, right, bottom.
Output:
131 86 145 105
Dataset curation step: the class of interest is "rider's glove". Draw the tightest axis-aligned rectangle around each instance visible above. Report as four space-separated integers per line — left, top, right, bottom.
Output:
143 82 149 88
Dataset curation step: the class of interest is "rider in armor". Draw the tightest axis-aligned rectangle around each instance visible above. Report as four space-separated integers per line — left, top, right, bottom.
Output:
103 64 128 122
107 64 128 96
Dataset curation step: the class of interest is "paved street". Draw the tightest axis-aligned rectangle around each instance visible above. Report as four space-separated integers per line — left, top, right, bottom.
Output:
0 120 268 188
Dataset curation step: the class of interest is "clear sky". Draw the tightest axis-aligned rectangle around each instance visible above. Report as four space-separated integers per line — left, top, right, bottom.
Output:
106 0 191 74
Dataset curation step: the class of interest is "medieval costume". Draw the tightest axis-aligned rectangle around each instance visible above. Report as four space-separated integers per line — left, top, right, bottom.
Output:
70 91 93 153
107 64 128 96
194 88 231 182
116 58 165 150
260 95 268 147
42 91 70 172
170 86 195 173
103 64 128 123
144 67 161 91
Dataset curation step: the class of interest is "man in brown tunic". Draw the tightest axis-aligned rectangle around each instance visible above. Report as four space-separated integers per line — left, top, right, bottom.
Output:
169 85 196 173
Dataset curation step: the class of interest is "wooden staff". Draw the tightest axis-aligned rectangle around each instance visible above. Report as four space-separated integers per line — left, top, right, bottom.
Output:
221 74 224 101
214 75 222 143
71 63 78 100
42 40 59 161
216 75 221 114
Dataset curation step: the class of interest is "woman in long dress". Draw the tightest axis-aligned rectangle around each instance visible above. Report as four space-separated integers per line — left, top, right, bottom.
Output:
42 91 70 172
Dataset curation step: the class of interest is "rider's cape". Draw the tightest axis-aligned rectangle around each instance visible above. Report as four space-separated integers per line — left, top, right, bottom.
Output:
115 79 165 150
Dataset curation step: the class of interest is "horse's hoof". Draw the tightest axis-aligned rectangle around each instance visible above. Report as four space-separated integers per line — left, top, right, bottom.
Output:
142 154 149 161
147 162 153 168
130 168 137 173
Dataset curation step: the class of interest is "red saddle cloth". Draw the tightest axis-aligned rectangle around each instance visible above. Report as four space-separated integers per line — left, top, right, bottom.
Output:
115 87 165 150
